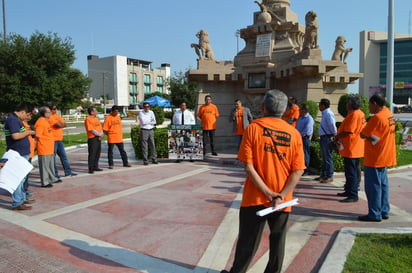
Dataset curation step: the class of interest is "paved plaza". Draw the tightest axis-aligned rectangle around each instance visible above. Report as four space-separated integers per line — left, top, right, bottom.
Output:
0 140 411 273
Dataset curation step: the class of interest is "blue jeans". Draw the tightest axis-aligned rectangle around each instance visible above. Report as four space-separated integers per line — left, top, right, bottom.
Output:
54 140 72 178
12 154 30 207
343 157 360 199
302 137 311 172
364 166 390 220
320 136 334 178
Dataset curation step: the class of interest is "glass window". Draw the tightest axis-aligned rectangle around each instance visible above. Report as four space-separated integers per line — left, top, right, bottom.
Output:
129 73 137 82
144 74 151 84
144 85 151 93
157 76 164 85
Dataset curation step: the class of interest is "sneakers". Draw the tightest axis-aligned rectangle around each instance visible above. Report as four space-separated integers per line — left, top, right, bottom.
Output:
41 184 53 188
54 179 63 183
143 161 149 166
123 164 132 167
212 152 218 156
12 204 32 210
152 160 158 164
109 166 114 169
320 178 333 183
24 198 36 204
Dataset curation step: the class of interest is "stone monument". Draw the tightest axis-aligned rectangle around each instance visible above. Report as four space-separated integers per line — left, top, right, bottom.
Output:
188 0 362 150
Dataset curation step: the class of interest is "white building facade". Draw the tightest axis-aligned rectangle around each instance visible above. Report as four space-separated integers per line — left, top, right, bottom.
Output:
87 55 170 109
359 31 412 104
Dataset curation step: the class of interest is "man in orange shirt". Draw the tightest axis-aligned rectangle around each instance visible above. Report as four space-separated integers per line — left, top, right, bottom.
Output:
22 110 37 196
49 105 77 178
358 94 396 222
221 90 305 273
334 96 365 203
35 106 61 187
103 105 131 169
229 99 253 151
282 96 300 127
197 95 219 156
84 107 104 174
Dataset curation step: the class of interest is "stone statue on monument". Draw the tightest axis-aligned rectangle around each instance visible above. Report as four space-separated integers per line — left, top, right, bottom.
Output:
190 30 215 61
331 36 352 63
303 10 319 49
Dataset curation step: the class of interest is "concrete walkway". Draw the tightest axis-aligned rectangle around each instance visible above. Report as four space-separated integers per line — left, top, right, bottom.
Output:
0 140 411 273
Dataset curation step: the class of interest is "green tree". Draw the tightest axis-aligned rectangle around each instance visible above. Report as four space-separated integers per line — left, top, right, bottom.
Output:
170 71 197 110
0 32 91 112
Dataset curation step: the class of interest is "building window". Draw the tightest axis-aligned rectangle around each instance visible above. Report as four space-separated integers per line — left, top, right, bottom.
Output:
129 96 136 104
129 73 137 83
144 74 151 84
129 85 137 94
144 85 151 93
157 76 164 85
157 86 164 93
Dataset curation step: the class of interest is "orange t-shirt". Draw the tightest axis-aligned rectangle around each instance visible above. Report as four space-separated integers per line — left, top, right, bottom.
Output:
337 109 366 158
362 107 396 168
23 121 36 158
282 104 300 127
34 117 55 155
84 116 103 139
48 113 65 141
237 117 305 212
235 107 244 135
197 103 220 130
103 114 123 143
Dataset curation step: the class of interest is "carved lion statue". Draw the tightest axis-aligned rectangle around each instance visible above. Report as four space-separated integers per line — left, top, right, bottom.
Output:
190 30 215 61
331 36 353 63
303 10 318 49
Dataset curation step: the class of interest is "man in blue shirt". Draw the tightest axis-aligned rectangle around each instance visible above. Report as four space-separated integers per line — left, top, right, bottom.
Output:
4 103 36 210
317 98 337 183
296 104 314 175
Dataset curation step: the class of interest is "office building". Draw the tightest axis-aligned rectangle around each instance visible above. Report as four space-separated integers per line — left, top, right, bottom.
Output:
87 55 170 109
359 30 412 104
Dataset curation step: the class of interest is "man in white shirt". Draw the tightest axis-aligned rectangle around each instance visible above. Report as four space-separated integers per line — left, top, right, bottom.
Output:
139 102 158 165
172 102 195 125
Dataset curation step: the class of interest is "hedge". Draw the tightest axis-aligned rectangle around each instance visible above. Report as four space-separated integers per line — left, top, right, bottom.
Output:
130 126 169 159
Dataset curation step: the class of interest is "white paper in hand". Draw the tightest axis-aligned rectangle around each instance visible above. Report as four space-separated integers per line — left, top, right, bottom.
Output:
256 198 299 217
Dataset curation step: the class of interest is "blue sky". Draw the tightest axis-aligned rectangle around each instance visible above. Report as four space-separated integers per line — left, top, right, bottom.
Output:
4 0 412 92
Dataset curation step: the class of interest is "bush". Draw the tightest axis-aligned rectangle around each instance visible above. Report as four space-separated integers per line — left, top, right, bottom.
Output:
338 94 370 119
151 106 165 125
301 100 318 120
130 126 169 159
164 111 173 119
309 141 345 172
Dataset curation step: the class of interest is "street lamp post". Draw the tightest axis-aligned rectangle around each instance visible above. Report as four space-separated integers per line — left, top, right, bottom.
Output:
386 0 394 111
2 0 6 42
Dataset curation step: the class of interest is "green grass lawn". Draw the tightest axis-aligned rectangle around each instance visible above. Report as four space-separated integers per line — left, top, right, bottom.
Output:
343 233 412 273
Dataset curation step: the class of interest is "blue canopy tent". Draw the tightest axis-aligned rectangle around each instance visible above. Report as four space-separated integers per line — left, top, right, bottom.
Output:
143 96 172 107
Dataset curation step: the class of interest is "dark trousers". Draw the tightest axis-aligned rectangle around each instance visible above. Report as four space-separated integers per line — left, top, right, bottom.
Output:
202 129 216 154
108 142 129 166
343 157 361 199
229 206 289 273
87 137 101 171
320 136 334 178
302 136 311 172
